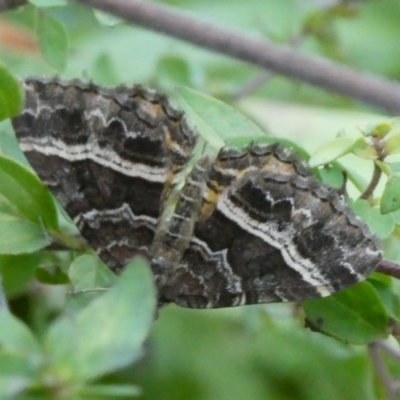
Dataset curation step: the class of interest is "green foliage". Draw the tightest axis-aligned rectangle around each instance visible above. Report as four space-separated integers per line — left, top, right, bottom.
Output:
308 136 363 167
36 9 68 71
177 86 265 149
0 212 52 254
1 0 400 399
0 258 155 399
304 281 389 344
0 65 22 122
0 155 58 231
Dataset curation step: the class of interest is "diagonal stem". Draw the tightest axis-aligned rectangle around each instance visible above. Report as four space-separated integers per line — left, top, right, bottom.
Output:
75 0 400 114
359 162 382 200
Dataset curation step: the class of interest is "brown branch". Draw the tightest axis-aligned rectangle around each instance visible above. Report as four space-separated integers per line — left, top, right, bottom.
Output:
74 0 400 114
376 260 400 280
359 162 382 200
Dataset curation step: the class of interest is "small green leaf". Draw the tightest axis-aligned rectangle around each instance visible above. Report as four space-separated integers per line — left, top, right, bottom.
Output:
375 160 391 176
36 11 68 71
318 163 344 189
387 161 400 174
156 55 192 88
0 254 40 296
364 122 392 138
45 258 156 382
0 213 52 254
352 199 395 239
35 265 69 285
29 0 67 5
303 281 389 344
176 86 266 150
0 155 58 230
368 276 400 323
68 254 117 292
381 174 400 214
0 353 36 398
93 10 122 27
308 137 361 167
391 209 400 225
352 139 377 159
79 384 141 398
92 54 119 86
0 310 41 356
384 131 400 155
66 255 116 312
0 65 23 122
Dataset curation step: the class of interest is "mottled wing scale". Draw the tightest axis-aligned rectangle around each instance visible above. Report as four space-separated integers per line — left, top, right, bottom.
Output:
12 78 197 272
12 78 382 309
159 145 382 308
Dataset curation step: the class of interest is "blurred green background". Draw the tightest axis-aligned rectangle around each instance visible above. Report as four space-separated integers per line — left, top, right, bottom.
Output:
1 1 400 399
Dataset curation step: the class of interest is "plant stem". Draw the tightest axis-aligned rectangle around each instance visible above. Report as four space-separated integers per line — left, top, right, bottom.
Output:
376 260 400 280
75 0 400 114
359 162 382 200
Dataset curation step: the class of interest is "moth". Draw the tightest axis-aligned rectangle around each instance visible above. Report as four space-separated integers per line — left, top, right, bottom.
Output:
11 78 382 308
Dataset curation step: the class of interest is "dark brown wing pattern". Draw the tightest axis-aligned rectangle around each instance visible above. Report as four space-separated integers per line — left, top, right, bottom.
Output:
12 78 382 309
12 78 197 272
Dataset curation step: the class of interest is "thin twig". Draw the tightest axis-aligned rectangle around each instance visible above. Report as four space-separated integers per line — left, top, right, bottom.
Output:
376 261 400 280
74 0 400 114
359 162 382 200
369 342 399 400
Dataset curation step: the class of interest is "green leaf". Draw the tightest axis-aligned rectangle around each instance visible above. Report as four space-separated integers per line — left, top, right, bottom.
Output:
308 137 362 167
317 163 344 189
352 140 377 159
45 258 156 382
352 199 395 239
303 281 389 344
92 54 119 86
375 159 391 176
35 265 69 285
156 55 193 88
384 131 400 155
0 310 41 356
0 65 23 122
0 254 41 296
0 213 52 254
176 86 266 149
0 353 36 398
0 155 58 230
79 384 141 398
93 10 123 27
36 11 68 71
364 122 392 138
29 0 67 5
68 254 117 292
387 161 400 174
368 277 400 323
67 255 117 312
381 174 400 214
